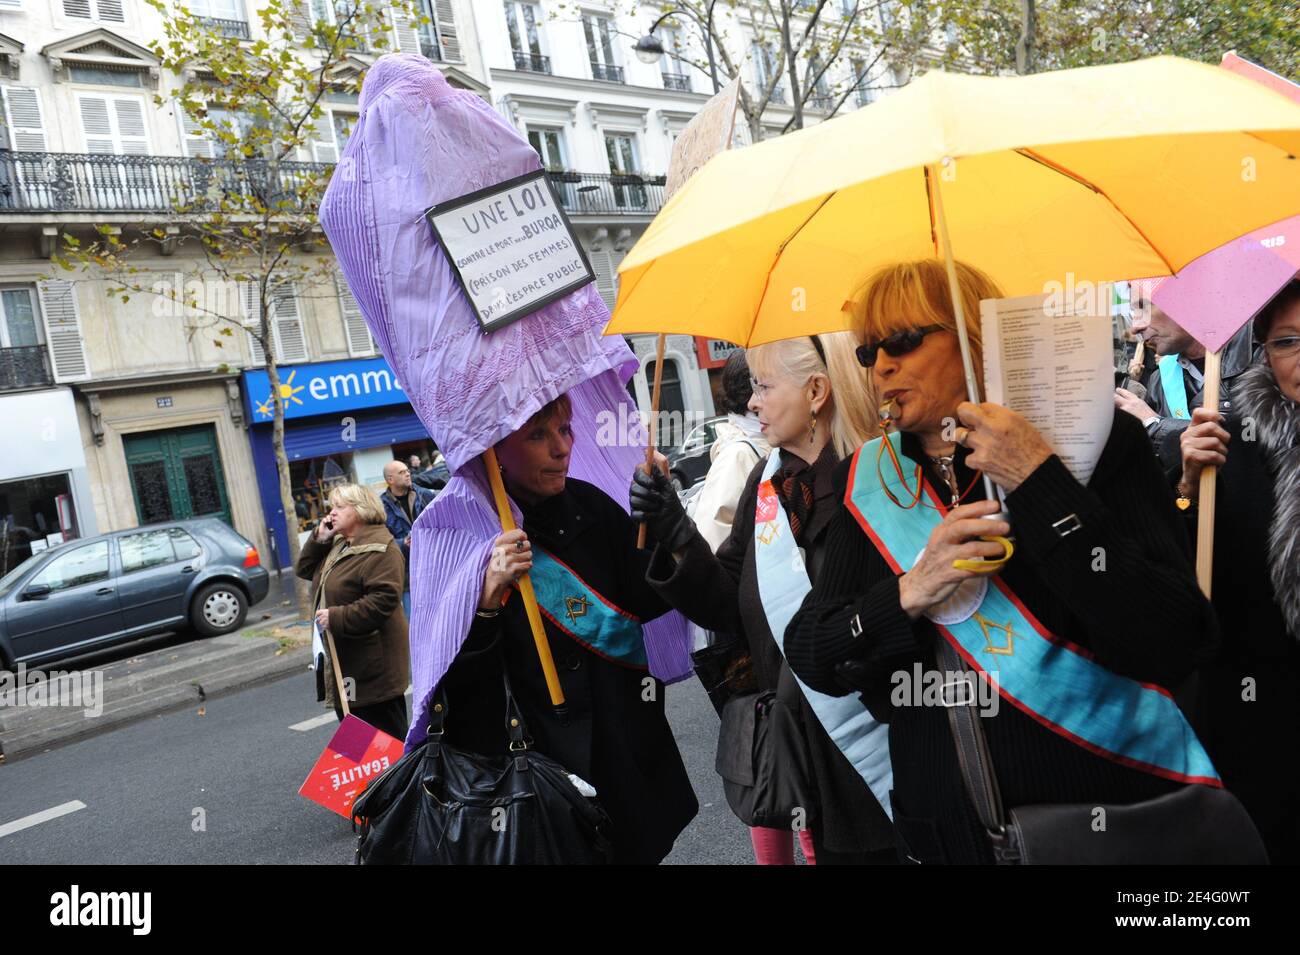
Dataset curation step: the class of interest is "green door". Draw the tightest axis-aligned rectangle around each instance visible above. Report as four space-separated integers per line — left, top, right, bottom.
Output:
123 425 232 526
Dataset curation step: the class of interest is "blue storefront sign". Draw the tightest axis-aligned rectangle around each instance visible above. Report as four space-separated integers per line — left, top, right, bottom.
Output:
242 358 430 568
243 356 407 422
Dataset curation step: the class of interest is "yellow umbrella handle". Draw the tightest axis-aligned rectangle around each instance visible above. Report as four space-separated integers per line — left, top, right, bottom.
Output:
636 332 668 550
952 535 1015 573
482 447 565 709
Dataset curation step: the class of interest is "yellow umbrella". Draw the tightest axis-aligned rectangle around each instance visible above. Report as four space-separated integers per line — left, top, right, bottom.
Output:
607 56 1300 350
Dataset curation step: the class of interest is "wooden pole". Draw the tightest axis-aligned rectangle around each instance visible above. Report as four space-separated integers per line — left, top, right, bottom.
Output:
635 332 668 550
1195 348 1222 599
482 446 565 708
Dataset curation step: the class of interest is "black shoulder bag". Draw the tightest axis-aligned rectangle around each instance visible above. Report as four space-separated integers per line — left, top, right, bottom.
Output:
352 664 614 865
938 639 1268 865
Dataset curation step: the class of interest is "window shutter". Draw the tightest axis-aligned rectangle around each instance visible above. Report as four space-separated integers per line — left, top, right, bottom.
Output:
96 0 126 21
310 112 338 163
288 1 314 39
37 280 90 382
434 0 461 62
271 283 308 363
242 280 268 365
113 98 149 154
78 96 116 153
392 5 422 55
337 271 375 356
2 87 47 152
63 0 93 17
590 250 624 309
178 106 214 158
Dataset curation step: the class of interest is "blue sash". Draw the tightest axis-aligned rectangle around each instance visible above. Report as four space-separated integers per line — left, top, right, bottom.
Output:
1157 354 1191 420
845 435 1220 786
529 548 648 669
753 452 895 817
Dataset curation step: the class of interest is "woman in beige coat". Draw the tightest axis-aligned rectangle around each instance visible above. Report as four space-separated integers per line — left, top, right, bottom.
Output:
296 483 411 741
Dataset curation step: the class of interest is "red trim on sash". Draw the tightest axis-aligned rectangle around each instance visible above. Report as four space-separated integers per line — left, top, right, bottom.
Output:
843 447 1213 785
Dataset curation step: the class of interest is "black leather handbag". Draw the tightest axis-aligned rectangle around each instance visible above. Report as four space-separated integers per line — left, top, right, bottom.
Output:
938 640 1268 865
715 683 815 830
351 668 614 865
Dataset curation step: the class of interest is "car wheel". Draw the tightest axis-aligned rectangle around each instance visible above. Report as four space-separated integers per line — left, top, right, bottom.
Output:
191 582 248 637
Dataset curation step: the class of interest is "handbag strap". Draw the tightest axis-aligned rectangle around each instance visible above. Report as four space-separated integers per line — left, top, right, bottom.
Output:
425 651 533 753
937 638 1011 841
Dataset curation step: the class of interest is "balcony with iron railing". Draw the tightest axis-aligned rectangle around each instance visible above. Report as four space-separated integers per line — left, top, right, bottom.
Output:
544 170 665 217
513 51 552 74
808 92 835 111
0 152 333 216
590 62 625 83
198 16 251 40
661 71 691 92
0 345 54 391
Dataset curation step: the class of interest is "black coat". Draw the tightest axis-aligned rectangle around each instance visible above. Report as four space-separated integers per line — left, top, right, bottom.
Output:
785 410 1219 864
646 445 895 855
1180 413 1300 864
438 478 697 865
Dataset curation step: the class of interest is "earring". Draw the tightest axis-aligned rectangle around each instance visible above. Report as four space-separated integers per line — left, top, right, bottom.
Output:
809 411 817 442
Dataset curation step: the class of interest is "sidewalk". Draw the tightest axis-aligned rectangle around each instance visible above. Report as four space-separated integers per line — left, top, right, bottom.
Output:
0 608 313 764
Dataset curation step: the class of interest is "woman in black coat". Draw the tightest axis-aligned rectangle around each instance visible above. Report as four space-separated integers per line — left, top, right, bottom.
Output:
785 259 1221 864
438 394 697 865
632 333 895 865
1176 280 1300 864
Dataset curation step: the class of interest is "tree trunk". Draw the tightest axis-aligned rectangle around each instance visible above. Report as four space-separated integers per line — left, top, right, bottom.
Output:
1016 0 1037 75
781 9 804 131
262 311 311 621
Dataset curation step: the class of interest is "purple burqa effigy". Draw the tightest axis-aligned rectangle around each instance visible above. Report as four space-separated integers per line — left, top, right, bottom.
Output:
319 55 693 749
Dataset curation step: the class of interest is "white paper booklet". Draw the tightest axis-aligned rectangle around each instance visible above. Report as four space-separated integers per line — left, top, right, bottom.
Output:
980 286 1115 487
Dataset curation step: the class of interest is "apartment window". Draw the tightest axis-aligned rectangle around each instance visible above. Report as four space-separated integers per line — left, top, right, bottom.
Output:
187 0 244 20
505 2 543 61
1 288 42 350
659 26 691 91
753 43 785 103
332 112 355 153
63 0 126 23
852 57 873 105
604 133 646 209
310 0 370 51
808 53 832 109
68 66 145 87
584 14 622 82
527 128 566 171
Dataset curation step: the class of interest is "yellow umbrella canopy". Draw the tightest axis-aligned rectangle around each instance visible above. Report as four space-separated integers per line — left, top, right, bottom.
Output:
606 56 1300 347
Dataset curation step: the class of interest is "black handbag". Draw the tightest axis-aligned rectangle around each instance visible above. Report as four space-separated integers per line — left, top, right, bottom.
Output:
937 639 1268 864
351 666 614 865
691 636 758 717
714 685 815 830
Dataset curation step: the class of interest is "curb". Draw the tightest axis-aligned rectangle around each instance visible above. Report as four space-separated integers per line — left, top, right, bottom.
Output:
0 614 313 763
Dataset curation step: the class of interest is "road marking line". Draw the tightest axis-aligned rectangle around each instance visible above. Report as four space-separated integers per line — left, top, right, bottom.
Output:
290 713 337 732
0 800 87 839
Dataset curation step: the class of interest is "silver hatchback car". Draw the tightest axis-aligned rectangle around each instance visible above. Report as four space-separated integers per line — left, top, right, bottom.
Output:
0 518 270 668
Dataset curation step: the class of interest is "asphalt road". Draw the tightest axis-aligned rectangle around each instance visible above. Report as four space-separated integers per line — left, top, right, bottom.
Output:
0 666 754 865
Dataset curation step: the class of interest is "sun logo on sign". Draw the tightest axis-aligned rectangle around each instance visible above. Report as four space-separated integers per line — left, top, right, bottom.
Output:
255 369 306 419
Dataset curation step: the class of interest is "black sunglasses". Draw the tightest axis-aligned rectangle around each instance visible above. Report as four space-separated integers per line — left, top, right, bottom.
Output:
855 324 946 368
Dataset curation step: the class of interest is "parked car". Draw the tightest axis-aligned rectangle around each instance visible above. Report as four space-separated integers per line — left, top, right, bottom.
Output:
0 519 270 669
666 416 728 491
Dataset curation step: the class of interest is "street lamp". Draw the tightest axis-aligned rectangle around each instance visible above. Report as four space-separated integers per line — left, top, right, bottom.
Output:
634 2 721 93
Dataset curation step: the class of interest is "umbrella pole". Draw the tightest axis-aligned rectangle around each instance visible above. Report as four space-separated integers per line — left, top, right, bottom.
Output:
636 332 668 550
929 163 1001 506
1194 348 1222 598
482 446 566 711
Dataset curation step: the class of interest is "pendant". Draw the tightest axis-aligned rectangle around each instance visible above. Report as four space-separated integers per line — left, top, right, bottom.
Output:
914 547 987 625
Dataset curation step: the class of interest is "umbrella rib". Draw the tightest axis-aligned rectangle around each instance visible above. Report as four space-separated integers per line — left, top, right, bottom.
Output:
746 191 838 345
1015 148 1176 275
923 165 939 256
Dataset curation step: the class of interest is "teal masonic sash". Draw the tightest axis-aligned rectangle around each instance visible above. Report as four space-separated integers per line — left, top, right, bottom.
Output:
753 452 895 817
529 548 648 669
844 434 1220 786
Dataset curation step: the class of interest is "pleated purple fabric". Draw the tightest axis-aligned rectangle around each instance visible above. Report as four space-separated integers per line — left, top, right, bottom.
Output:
319 55 693 749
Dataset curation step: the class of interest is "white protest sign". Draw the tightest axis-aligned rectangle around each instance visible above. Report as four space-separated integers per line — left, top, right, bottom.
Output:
426 170 595 333
664 78 741 202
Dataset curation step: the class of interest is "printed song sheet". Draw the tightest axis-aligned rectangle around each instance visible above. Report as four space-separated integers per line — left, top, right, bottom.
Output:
980 287 1114 487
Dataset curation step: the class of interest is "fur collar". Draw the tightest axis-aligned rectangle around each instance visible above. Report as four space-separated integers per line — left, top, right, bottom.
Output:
1235 361 1300 639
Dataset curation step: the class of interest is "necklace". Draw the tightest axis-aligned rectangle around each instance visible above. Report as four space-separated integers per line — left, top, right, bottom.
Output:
928 453 960 505
876 433 981 510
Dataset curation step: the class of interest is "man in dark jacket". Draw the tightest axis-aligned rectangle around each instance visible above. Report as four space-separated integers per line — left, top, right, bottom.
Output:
380 460 433 616
1115 303 1256 473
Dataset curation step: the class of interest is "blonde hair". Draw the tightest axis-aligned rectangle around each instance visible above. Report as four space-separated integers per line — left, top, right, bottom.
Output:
747 332 879 459
328 483 386 525
848 259 1003 413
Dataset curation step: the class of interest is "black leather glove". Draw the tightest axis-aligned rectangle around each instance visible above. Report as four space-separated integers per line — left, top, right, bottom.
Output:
629 466 696 552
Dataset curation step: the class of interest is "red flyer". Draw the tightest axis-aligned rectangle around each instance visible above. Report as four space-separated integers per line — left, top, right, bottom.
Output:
298 715 404 819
